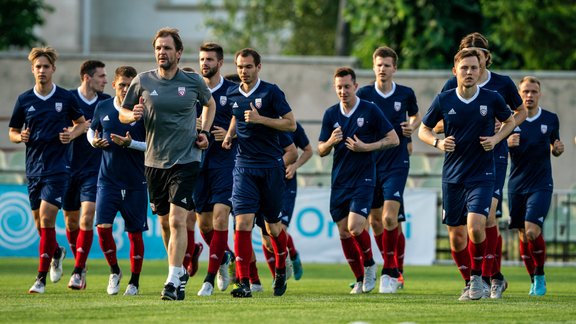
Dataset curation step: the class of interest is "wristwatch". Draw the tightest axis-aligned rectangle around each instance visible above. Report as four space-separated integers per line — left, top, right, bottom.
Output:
433 138 439 148
200 130 210 138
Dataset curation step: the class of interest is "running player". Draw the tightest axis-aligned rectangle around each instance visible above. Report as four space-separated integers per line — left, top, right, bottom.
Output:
508 76 563 296
419 49 515 301
440 33 527 298
222 48 296 298
9 47 88 294
64 60 111 290
357 46 420 293
120 27 216 301
319 67 399 294
89 66 147 296
194 42 238 296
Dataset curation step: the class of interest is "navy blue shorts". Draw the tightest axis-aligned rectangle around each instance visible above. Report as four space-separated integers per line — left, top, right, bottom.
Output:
330 185 374 223
145 162 200 216
397 203 406 223
280 177 297 226
508 191 552 229
372 168 408 209
442 181 493 226
27 174 69 210
194 167 233 213
232 166 285 223
493 163 507 218
95 186 149 232
62 172 98 211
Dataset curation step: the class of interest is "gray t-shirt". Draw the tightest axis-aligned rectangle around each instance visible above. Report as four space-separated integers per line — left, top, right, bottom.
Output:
122 69 211 169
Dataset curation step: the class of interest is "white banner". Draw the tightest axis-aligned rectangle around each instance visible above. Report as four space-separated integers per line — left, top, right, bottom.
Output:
266 187 437 265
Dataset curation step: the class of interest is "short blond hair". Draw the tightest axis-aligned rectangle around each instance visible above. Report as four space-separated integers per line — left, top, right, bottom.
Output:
28 47 58 66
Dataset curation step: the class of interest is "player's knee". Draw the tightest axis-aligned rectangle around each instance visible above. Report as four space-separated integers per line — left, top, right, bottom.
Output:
525 228 540 241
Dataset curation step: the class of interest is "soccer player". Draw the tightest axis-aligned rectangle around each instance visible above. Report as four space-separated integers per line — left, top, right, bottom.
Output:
222 48 296 298
64 60 111 290
119 27 216 301
418 49 515 301
508 76 564 296
89 66 147 296
440 33 527 298
194 42 238 297
9 47 88 294
357 46 420 293
319 67 399 294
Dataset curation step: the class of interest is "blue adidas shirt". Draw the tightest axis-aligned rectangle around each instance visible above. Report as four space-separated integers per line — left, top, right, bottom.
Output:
422 87 512 183
508 107 559 193
9 85 84 176
319 98 393 188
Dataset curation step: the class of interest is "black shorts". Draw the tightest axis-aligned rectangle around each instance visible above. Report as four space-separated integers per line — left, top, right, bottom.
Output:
145 162 200 216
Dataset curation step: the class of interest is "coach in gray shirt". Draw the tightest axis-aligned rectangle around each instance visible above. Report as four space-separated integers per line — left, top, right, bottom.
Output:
120 27 216 301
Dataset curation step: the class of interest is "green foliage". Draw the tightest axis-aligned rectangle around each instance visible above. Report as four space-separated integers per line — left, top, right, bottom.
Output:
480 0 576 70
0 0 53 50
203 0 338 55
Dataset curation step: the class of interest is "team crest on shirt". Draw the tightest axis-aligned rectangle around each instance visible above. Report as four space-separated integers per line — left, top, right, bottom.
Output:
394 101 402 112
178 87 186 96
255 98 262 109
479 105 487 116
541 124 548 134
357 117 364 127
55 102 62 112
219 96 227 106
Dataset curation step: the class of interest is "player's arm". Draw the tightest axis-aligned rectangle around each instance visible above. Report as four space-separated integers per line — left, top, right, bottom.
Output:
318 126 343 157
418 124 454 152
551 140 564 157
432 120 445 134
223 115 237 149
283 143 298 166
119 97 144 124
245 107 297 132
512 103 528 126
199 96 216 135
346 129 399 152
65 116 89 142
480 115 516 151
9 127 29 144
401 113 422 138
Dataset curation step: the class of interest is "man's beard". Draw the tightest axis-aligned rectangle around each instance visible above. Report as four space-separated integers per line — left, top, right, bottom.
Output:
202 67 217 78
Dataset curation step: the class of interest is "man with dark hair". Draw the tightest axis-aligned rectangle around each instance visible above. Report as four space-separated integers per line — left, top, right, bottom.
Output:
120 27 216 301
319 67 398 294
89 66 148 296
419 49 515 301
9 47 88 294
64 59 110 290
508 76 563 296
222 48 296 298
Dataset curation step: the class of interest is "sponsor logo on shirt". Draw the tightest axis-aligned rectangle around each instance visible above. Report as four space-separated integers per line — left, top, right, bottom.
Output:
219 96 227 106
55 102 62 112
361 208 368 214
448 108 456 115
28 106 36 112
393 191 401 197
541 124 547 134
255 98 262 109
357 117 364 127
394 101 401 111
479 105 487 116
333 122 340 128
232 102 239 108
103 115 110 121
514 126 522 132
178 87 186 96
150 90 158 96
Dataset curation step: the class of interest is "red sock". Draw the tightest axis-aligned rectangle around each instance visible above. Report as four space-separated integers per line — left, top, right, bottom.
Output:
201 229 213 246
374 232 384 255
353 229 374 265
183 230 196 270
482 226 498 277
97 227 117 267
74 229 93 269
39 228 56 272
340 237 364 280
207 230 228 275
519 239 535 275
66 229 79 258
234 230 253 280
492 234 503 274
249 260 260 283
286 233 297 260
382 227 398 269
128 232 144 274
262 245 276 276
529 234 546 267
468 239 486 273
451 248 471 281
270 230 288 270
396 231 405 273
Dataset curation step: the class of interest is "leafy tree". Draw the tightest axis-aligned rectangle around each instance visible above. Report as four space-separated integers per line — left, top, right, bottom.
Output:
203 0 338 55
0 0 53 50
480 0 576 70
